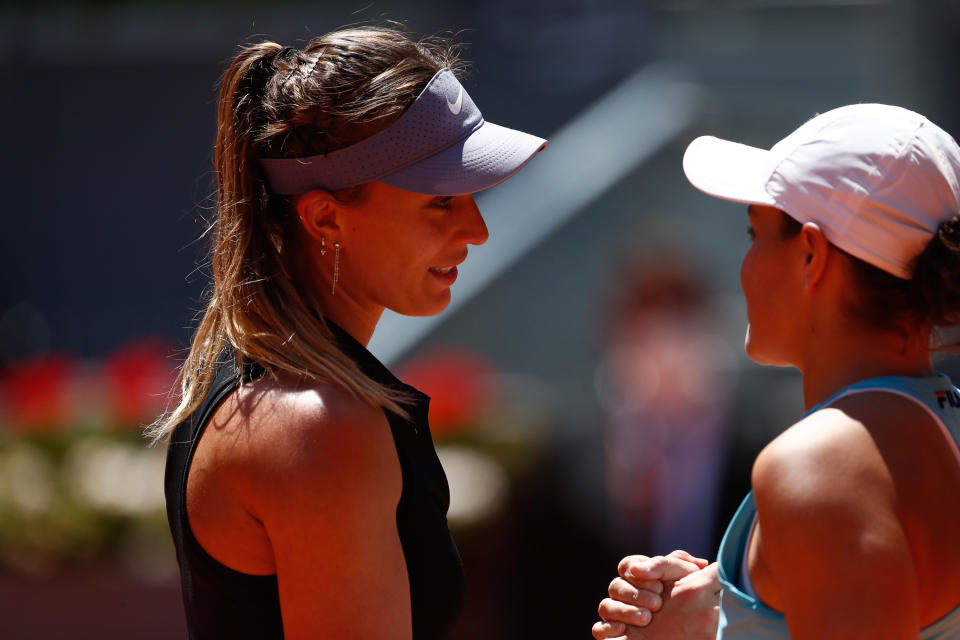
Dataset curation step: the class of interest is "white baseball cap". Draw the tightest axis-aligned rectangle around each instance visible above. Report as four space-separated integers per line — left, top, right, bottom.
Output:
683 104 960 278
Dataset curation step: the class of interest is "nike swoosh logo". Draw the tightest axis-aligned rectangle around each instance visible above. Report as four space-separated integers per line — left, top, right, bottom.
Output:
447 87 463 115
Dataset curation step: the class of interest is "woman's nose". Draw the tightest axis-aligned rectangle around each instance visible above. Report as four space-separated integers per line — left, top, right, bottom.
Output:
459 196 489 246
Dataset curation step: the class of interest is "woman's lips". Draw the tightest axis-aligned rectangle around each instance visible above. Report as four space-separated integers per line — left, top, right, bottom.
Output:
429 265 459 284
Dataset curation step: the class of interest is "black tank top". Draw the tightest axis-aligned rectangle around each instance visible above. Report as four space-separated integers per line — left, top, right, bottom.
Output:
164 324 465 639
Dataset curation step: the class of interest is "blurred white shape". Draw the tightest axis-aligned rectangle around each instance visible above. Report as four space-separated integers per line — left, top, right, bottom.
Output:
369 62 704 365
437 445 510 526
64 438 167 515
0 446 56 515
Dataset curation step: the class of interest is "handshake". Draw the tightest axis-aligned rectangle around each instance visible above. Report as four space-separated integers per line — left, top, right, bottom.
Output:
593 550 721 640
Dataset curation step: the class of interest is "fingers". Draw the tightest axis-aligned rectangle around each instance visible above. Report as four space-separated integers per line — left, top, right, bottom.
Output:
667 549 710 569
611 572 663 595
629 578 663 595
621 554 702 583
598 597 653 628
592 619 627 639
617 555 651 578
608 577 663 612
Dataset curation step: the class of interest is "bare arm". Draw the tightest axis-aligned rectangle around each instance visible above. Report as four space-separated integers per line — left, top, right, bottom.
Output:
751 407 919 640
243 387 411 640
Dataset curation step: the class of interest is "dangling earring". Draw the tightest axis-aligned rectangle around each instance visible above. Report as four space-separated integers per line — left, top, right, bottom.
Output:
332 242 341 296
320 236 327 256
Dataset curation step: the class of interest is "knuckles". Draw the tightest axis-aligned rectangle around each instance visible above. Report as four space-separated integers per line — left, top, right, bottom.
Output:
598 598 612 618
598 597 627 620
608 576 622 596
591 619 626 640
618 554 650 577
609 577 641 603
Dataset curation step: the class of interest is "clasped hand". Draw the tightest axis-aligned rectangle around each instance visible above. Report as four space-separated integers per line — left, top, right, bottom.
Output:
593 550 721 640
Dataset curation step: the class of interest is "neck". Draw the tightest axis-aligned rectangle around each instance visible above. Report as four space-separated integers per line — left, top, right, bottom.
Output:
295 244 383 347
317 291 383 347
799 325 933 411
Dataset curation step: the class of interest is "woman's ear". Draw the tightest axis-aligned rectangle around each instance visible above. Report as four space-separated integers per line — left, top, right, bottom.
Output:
294 190 340 244
800 221 829 291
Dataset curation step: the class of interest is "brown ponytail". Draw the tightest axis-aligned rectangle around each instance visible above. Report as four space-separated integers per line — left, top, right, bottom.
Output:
148 27 462 442
912 213 960 337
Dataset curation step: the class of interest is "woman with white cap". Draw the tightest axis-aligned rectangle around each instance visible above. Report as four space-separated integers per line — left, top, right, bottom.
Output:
593 103 960 639
148 26 545 639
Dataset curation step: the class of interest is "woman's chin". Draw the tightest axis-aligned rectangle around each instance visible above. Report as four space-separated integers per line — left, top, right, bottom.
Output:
393 292 452 317
744 339 795 368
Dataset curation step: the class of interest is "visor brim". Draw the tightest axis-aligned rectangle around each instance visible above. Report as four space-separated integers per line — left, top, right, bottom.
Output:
380 120 548 196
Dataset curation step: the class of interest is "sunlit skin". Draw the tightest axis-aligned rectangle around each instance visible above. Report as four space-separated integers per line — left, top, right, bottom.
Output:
186 182 488 640
294 181 489 345
595 204 960 640
742 205 933 410
739 205 810 368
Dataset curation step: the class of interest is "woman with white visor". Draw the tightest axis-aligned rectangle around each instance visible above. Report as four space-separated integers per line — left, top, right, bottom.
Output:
593 104 960 639
149 26 545 639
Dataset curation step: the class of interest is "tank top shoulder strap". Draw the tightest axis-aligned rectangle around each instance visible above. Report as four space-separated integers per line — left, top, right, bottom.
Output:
809 375 960 640
169 354 244 557
164 352 283 637
810 374 960 466
174 358 243 447
717 374 960 639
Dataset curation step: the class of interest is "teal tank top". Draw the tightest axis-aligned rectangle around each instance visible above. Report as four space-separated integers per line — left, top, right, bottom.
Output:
716 374 960 639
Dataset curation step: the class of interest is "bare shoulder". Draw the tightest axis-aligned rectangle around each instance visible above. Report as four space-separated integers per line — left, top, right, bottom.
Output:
243 370 389 451
752 402 884 501
207 370 401 513
199 373 414 638
750 389 951 566
753 390 947 504
748 390 960 633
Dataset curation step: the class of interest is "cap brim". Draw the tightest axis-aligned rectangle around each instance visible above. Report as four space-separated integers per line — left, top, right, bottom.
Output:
683 135 777 207
379 121 548 196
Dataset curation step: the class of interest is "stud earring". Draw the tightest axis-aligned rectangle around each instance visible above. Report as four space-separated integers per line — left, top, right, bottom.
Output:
320 236 327 256
332 242 341 296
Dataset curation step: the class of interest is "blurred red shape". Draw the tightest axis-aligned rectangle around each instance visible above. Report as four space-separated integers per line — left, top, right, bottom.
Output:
103 340 176 427
398 348 497 437
0 354 78 432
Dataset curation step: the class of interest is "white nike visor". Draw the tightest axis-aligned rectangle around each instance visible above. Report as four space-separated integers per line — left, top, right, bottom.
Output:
259 68 548 196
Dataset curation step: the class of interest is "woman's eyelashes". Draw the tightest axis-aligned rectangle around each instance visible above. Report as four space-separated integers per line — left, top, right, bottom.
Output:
433 196 454 210
747 225 756 241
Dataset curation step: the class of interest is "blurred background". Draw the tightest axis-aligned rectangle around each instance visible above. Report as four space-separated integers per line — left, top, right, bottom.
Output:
1 0 958 637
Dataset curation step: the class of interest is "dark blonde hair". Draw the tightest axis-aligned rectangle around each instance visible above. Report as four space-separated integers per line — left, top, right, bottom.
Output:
148 26 463 441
